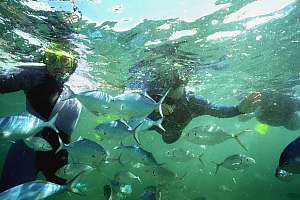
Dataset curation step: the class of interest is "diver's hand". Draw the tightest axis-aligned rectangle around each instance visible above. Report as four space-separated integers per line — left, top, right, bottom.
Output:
238 92 261 114
155 103 175 116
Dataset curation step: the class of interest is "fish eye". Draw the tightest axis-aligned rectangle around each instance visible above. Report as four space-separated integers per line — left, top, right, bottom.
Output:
91 155 96 158
194 132 197 136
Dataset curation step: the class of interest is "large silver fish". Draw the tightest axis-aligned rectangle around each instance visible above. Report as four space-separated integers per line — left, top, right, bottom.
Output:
64 85 113 116
57 136 108 168
55 163 94 180
184 125 250 151
212 154 256 174
96 118 164 145
113 141 162 166
109 89 170 123
0 112 58 140
0 172 84 200
23 136 52 151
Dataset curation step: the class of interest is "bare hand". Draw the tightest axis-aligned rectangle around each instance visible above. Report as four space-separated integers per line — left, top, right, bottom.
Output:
238 92 262 114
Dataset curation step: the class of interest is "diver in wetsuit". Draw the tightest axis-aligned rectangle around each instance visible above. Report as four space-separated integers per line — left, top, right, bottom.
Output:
131 73 260 144
0 48 82 192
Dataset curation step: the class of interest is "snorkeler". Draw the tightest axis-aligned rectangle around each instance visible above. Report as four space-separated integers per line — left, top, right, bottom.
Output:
239 91 300 131
0 46 82 192
128 70 260 144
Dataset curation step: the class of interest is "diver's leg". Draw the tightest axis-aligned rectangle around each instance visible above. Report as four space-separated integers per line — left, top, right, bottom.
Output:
284 113 300 131
0 141 37 192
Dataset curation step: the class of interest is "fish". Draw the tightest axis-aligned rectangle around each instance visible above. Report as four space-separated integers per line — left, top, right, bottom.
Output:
165 147 205 165
140 185 161 200
55 163 95 179
275 167 294 182
109 89 170 124
0 171 84 200
113 141 162 166
278 136 300 174
23 136 52 151
114 171 142 183
145 166 186 182
184 125 250 151
95 118 165 145
63 85 113 116
0 112 58 140
57 136 108 168
212 154 256 174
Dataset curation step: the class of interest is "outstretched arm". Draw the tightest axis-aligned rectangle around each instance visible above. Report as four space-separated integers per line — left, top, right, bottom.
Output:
0 63 47 93
186 92 241 118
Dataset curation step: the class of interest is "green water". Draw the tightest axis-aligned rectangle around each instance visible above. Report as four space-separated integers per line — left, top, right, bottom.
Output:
1 0 300 199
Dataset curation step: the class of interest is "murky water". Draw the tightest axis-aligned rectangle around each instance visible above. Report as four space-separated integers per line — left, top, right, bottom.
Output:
1 0 300 199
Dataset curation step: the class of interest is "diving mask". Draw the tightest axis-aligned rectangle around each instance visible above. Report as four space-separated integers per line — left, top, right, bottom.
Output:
43 48 77 82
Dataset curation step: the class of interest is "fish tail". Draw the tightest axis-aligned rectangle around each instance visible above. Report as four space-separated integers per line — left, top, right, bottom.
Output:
46 113 59 133
133 127 142 145
198 152 205 166
232 129 251 151
65 171 86 196
211 161 221 174
55 134 66 154
113 140 125 150
62 84 76 101
158 88 171 118
154 118 166 132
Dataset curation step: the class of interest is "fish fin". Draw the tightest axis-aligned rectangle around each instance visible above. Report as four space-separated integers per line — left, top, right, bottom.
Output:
113 140 125 150
142 90 153 100
56 135 66 154
62 84 76 101
198 152 205 166
133 128 141 145
77 136 84 141
158 88 171 118
211 161 222 174
120 104 124 111
120 118 133 130
154 118 165 132
46 113 59 133
65 171 86 196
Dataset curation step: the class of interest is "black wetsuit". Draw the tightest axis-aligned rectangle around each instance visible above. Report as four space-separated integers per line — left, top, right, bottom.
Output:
0 64 81 192
148 92 242 144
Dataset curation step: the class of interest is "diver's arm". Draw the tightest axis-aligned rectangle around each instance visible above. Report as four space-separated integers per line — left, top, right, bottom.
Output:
0 64 47 93
187 92 241 118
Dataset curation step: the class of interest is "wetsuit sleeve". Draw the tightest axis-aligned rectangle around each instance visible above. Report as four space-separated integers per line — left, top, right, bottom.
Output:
0 64 48 93
186 92 241 118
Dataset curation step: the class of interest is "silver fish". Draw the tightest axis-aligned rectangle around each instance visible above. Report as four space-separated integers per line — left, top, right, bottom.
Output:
165 148 205 165
23 136 52 151
0 112 58 140
113 141 162 166
114 171 142 183
64 85 113 116
184 125 250 151
55 163 94 179
0 172 84 200
212 154 256 174
95 118 165 145
57 136 108 167
109 89 170 123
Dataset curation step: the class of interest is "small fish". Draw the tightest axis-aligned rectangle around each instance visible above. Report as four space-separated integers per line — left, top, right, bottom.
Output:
113 141 162 166
275 167 294 182
57 136 108 168
184 125 250 151
114 171 142 183
0 112 58 140
23 136 52 151
278 136 300 174
140 185 161 200
212 154 256 174
55 163 95 179
64 85 113 116
109 89 170 123
165 148 205 165
96 118 165 145
145 166 185 181
0 171 84 200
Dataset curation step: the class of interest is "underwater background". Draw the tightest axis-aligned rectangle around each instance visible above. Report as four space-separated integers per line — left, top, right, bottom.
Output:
1 0 300 199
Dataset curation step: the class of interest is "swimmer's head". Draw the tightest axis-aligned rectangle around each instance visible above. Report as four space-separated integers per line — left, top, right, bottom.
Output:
43 47 77 82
